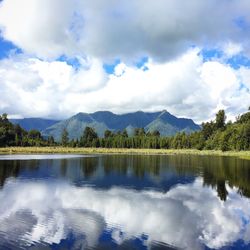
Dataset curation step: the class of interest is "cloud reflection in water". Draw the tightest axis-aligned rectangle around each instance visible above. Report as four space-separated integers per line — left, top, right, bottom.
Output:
0 178 249 250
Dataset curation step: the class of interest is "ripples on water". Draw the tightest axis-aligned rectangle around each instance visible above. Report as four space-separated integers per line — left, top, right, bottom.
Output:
0 154 250 250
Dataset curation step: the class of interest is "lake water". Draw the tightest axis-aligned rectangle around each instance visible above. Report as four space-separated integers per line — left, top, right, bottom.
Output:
0 154 250 250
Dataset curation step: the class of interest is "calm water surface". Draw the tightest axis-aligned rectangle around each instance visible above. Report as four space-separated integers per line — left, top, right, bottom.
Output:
0 154 250 250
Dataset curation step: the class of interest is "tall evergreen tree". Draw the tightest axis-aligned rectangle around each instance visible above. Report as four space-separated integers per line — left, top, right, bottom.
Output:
61 128 69 147
80 127 98 147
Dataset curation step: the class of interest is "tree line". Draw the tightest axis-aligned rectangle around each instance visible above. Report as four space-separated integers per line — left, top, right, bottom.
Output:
0 108 250 151
0 113 55 147
60 108 250 151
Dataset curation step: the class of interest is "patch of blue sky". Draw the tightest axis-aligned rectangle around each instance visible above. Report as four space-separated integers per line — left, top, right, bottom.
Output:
199 48 223 62
103 59 121 74
136 56 149 71
57 55 82 70
0 37 21 59
200 47 250 69
103 57 149 74
226 54 250 69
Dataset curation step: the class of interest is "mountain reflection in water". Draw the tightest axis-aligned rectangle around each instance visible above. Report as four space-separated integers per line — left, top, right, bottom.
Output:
0 154 250 250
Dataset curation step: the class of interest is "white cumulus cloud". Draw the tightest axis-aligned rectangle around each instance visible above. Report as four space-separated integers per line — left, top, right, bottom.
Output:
0 50 249 122
0 0 250 120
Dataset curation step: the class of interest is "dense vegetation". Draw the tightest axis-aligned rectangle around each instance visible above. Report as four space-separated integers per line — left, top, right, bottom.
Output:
0 113 55 147
1 108 250 151
60 109 250 151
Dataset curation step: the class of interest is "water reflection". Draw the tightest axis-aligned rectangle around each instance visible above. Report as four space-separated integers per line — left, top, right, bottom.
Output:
0 154 250 249
0 178 250 250
1 155 250 201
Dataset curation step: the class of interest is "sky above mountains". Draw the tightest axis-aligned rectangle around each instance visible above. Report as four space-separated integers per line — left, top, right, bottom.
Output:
0 0 250 122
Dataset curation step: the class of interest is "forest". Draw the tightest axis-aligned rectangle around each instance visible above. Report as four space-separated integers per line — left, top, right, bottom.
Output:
0 113 54 147
1 109 250 151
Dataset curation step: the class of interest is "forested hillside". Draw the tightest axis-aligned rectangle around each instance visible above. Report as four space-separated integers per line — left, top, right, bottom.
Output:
1 109 249 151
57 109 250 151
42 110 200 141
0 114 55 147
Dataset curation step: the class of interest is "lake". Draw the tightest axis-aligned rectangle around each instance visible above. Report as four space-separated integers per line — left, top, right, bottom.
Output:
0 154 250 250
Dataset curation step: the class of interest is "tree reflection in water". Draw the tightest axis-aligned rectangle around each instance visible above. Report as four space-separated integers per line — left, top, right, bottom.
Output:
0 154 250 201
0 154 250 249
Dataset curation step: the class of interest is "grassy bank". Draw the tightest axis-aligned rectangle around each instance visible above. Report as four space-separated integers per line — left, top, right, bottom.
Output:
0 147 250 159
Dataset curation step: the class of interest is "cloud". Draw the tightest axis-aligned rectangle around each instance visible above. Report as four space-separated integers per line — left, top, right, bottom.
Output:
222 42 243 58
0 0 77 59
0 0 250 60
0 49 249 122
0 54 107 118
0 178 250 249
0 0 250 120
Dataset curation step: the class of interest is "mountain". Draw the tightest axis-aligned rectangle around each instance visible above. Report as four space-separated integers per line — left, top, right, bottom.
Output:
43 113 109 141
42 110 200 141
10 118 60 132
91 111 161 130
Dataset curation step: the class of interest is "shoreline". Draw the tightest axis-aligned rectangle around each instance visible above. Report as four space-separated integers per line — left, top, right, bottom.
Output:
0 147 250 160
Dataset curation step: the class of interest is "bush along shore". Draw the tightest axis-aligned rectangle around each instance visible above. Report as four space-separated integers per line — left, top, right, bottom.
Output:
0 108 249 153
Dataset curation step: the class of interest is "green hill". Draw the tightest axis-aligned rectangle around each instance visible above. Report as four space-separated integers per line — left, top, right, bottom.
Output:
42 110 200 141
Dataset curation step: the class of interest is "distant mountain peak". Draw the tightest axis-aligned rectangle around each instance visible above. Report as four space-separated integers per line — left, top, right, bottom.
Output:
93 111 114 115
41 110 200 141
160 109 168 113
72 112 94 123
158 109 171 117
73 112 89 117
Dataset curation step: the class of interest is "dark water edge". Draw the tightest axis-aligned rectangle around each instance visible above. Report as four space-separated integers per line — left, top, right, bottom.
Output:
0 154 250 250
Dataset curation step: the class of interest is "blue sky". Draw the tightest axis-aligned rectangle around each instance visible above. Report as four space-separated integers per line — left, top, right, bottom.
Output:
0 37 19 59
200 48 250 69
1 37 249 72
0 0 250 121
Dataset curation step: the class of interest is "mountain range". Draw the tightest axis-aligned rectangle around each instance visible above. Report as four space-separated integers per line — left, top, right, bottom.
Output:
10 118 59 132
11 110 200 141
